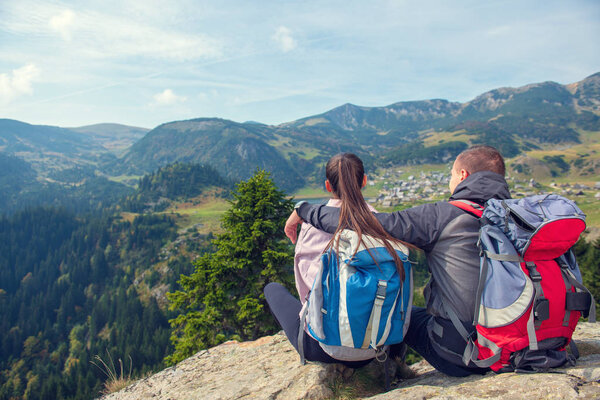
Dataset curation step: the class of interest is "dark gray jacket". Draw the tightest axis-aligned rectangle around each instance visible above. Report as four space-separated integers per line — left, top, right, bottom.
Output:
297 171 511 323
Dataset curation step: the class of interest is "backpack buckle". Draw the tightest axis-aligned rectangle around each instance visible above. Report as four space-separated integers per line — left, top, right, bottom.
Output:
529 273 542 283
525 262 542 282
375 281 387 304
376 281 387 298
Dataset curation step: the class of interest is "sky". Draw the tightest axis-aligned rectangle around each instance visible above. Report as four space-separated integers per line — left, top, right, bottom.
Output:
0 0 599 129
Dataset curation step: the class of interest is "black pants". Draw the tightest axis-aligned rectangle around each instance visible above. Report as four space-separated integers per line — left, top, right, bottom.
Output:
263 282 373 368
404 306 488 377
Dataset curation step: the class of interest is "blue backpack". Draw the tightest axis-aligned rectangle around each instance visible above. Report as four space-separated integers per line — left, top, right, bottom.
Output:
298 229 413 363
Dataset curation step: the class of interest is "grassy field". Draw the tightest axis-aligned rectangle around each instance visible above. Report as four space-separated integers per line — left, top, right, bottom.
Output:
108 174 143 184
291 186 329 199
291 181 384 200
574 194 600 231
421 129 471 146
162 197 230 234
267 133 324 161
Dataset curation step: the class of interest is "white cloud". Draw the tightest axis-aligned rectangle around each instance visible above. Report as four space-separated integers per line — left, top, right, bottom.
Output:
272 26 297 52
83 17 222 61
0 63 41 104
2 1 222 61
49 9 75 41
153 89 186 105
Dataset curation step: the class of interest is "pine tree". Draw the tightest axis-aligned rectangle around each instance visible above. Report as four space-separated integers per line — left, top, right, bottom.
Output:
574 238 600 310
165 170 294 365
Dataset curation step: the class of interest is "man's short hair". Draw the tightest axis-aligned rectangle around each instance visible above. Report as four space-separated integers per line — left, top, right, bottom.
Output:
455 145 505 176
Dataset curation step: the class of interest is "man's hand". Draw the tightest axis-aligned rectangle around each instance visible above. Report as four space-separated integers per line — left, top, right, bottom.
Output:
284 210 302 244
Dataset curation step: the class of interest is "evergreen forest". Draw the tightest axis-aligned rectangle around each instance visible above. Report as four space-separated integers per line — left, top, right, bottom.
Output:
0 208 177 399
0 163 231 399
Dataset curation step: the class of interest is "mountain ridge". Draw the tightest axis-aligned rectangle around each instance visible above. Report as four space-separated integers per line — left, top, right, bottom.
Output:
120 72 599 191
0 72 598 211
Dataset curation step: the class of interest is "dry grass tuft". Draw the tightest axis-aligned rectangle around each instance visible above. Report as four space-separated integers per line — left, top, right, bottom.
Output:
91 351 134 395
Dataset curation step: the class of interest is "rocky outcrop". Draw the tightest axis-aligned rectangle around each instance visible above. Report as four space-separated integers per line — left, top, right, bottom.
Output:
102 323 600 399
101 334 341 400
372 322 600 399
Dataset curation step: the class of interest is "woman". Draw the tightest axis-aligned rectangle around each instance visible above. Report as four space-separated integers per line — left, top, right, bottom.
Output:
264 153 410 367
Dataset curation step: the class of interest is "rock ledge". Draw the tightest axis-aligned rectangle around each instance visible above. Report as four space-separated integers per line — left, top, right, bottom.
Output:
102 323 600 399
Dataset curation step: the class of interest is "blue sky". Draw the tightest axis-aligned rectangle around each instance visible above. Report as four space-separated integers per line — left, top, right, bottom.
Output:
1 0 599 129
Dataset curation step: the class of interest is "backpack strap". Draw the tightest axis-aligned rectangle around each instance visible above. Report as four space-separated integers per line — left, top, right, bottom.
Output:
525 262 549 329
366 281 388 349
444 305 502 368
298 301 309 364
449 200 485 218
556 257 574 327
441 240 525 367
376 346 393 392
569 341 580 360
472 257 489 326
560 266 597 323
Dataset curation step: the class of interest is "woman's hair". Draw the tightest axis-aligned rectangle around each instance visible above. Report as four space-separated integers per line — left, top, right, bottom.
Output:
325 153 409 280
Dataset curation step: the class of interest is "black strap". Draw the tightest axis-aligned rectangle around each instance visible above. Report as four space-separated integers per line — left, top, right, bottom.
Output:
566 292 593 313
383 351 393 392
525 261 547 328
557 260 573 327
562 268 597 323
569 340 580 361
374 346 393 392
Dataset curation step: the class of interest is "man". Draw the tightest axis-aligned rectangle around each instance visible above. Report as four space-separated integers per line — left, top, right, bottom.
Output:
284 145 510 376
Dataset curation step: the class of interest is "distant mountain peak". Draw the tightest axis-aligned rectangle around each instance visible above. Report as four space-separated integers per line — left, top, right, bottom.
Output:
69 122 150 131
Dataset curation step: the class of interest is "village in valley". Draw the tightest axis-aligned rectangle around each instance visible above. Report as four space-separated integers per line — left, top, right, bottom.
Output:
368 167 600 208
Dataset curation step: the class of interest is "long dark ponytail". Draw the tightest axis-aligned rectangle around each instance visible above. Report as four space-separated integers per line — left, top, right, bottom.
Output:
325 153 409 280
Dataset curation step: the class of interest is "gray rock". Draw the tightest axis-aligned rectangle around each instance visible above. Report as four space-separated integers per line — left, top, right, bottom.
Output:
101 323 600 400
369 322 600 400
101 333 341 400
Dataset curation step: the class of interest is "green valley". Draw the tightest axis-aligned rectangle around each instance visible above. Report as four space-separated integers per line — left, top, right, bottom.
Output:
0 72 599 399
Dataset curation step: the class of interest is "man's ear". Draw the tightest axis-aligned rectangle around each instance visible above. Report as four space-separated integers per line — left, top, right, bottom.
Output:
460 169 469 182
325 180 333 193
362 174 367 188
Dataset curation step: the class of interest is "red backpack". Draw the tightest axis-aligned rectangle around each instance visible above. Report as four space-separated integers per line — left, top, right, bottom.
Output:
449 195 596 372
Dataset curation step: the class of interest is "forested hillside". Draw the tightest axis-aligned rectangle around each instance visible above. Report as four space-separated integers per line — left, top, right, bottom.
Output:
0 162 234 399
121 163 232 213
120 119 306 192
0 174 132 215
0 209 178 399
